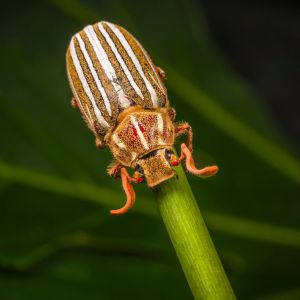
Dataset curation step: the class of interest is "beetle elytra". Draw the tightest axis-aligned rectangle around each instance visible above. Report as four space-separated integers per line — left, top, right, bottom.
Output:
66 21 218 215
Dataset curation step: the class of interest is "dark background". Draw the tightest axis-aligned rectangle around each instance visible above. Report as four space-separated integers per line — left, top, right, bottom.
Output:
201 0 300 148
0 0 299 299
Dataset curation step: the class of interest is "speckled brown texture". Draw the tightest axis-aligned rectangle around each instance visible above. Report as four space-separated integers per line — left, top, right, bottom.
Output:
66 21 169 144
107 106 175 166
106 106 176 186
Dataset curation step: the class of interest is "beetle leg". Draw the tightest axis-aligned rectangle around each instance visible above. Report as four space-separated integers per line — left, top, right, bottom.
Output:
179 143 218 177
175 122 193 150
167 107 176 121
110 168 137 215
95 137 105 149
70 97 78 108
169 122 192 166
174 123 218 176
156 66 166 80
107 161 123 178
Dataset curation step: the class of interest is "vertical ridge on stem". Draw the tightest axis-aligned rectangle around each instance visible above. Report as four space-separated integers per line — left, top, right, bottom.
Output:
155 164 236 300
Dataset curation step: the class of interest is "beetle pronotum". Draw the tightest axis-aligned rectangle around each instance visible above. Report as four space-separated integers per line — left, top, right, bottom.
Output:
66 21 218 215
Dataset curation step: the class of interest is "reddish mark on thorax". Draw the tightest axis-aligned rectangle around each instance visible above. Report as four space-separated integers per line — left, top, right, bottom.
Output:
122 122 146 144
132 123 145 136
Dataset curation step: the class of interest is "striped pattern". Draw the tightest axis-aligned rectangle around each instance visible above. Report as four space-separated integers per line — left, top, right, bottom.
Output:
66 21 168 138
130 115 149 150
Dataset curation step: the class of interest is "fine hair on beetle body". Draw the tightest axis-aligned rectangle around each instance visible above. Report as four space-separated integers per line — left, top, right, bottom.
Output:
66 20 218 215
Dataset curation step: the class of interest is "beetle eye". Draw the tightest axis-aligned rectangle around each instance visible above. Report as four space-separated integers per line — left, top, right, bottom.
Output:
135 164 144 175
165 149 174 161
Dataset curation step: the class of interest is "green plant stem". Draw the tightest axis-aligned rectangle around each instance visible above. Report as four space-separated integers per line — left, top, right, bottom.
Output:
155 165 236 300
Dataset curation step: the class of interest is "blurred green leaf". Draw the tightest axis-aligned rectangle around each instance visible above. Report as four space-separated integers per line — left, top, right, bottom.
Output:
256 288 300 300
166 67 300 185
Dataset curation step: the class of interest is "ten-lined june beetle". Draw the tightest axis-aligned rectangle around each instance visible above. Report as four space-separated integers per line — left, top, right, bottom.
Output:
66 21 218 215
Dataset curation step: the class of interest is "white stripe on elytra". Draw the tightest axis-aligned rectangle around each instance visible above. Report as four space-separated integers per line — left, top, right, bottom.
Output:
149 71 166 104
84 26 130 109
106 22 158 107
76 34 112 116
136 38 166 95
70 39 109 128
112 134 126 149
67 67 93 126
157 113 164 133
156 114 165 145
135 39 167 107
85 104 93 123
98 23 144 100
130 116 149 150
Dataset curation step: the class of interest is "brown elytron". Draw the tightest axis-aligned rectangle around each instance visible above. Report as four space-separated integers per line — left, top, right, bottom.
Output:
66 21 218 215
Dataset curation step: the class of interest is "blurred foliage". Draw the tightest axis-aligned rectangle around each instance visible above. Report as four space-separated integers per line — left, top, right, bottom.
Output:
0 0 299 299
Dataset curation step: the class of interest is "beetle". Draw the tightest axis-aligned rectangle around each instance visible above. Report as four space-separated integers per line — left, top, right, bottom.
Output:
66 21 218 215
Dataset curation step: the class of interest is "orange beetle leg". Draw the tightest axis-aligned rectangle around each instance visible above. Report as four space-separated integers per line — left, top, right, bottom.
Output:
110 168 137 215
180 143 219 177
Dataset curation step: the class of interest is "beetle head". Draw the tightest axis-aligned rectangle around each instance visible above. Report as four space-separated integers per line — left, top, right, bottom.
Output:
134 148 177 187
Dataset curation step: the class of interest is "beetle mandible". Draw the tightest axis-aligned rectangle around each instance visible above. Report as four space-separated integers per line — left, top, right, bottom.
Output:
66 21 218 215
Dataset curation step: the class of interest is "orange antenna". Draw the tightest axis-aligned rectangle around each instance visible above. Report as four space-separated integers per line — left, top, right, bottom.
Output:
180 144 219 178
110 168 136 215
